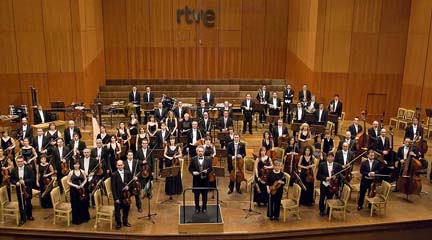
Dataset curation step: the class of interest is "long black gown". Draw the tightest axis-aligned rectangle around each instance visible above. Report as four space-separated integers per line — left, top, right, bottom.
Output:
38 163 53 208
299 156 315 206
1 137 15 166
254 157 271 205
106 143 119 174
163 146 183 195
45 130 59 156
70 170 90 224
267 171 286 219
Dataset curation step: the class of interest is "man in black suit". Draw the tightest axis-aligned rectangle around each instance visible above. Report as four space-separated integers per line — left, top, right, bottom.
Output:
174 101 188 121
53 138 70 192
188 121 204 157
404 117 424 140
69 133 86 158
268 92 282 117
298 84 311 105
154 102 167 123
227 134 245 194
218 101 232 118
316 152 342 216
156 122 170 149
314 103 328 125
374 129 391 165
257 85 270 123
217 110 233 132
201 87 215 107
306 95 319 112
111 160 133 229
293 102 305 123
91 139 109 176
367 121 381 149
357 150 380 210
34 104 49 124
272 119 288 147
10 156 35 225
241 94 255 134
337 131 356 152
189 146 213 213
197 100 209 120
64 120 82 146
123 151 142 212
32 128 49 160
128 86 141 123
199 112 212 137
335 142 354 167
143 86 155 103
395 138 418 191
328 94 343 135
80 148 97 206
348 117 363 140
136 139 153 173
283 84 294 123
16 117 33 146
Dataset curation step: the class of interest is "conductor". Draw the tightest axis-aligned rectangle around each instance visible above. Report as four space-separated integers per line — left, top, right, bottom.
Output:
189 146 213 214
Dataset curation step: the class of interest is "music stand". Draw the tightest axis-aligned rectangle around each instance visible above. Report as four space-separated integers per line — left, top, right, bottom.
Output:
137 181 157 224
211 166 225 201
142 103 154 123
305 113 315 125
311 124 326 140
291 123 301 137
254 104 265 131
232 113 244 132
160 166 180 203
328 114 338 124
153 149 165 181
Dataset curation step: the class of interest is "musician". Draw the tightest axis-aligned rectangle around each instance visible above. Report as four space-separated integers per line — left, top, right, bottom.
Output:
314 103 328 125
217 110 234 132
96 125 111 146
36 154 54 208
317 152 342 216
328 94 343 135
11 156 34 225
91 139 109 176
128 86 141 123
180 113 192 136
254 147 274 206
154 102 167 123
143 86 155 103
16 117 33 146
298 145 315 206
348 117 363 140
64 121 81 146
241 93 255 134
146 115 159 137
53 138 70 191
165 111 178 137
306 96 319 113
188 121 204 157
337 131 356 152
163 136 183 195
298 84 311 104
374 129 391 165
293 102 306 124
268 92 282 117
137 139 153 199
272 119 288 147
136 127 149 148
335 142 354 167
174 101 188 121
395 138 418 191
199 112 212 137
21 138 38 172
257 85 270 123
44 122 61 154
367 121 381 149
117 122 131 158
298 123 312 145
106 136 121 174
404 117 424 141
283 84 294 123
201 87 215 107
1 130 16 167
137 139 154 174
321 131 335 154
0 149 13 200
32 128 49 161
223 127 235 149
227 133 245 194
34 104 49 124
262 131 274 151
203 136 216 158
124 151 142 212
189 145 212 214
218 101 232 118
266 160 285 221
69 133 86 158
197 100 209 120
156 122 170 149
129 113 139 152
111 160 133 229
358 150 380 210
80 149 97 201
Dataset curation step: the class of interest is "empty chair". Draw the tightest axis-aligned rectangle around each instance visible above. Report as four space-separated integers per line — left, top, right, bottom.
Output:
93 189 114 230
326 184 351 221
0 186 20 225
50 186 72 226
366 181 391 217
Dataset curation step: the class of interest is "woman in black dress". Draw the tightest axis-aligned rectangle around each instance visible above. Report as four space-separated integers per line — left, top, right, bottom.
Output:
45 122 61 156
36 154 54 208
146 115 159 137
298 145 316 206
1 130 16 166
117 122 131 159
96 125 111 146
267 160 286 221
165 111 178 137
321 130 334 154
0 148 13 200
180 113 192 136
283 136 299 184
106 135 121 174
261 131 274 152
21 138 38 171
254 147 273 206
129 113 139 152
162 136 183 195
136 127 149 149
67 160 90 225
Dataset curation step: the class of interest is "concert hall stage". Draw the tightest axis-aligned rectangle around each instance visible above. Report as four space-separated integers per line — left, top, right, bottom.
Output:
1 174 432 240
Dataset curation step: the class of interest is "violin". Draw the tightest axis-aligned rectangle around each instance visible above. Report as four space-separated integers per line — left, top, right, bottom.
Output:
269 175 286 195
305 157 315 183
79 180 87 202
61 148 75 175
368 181 377 198
1 157 10 182
96 160 104 176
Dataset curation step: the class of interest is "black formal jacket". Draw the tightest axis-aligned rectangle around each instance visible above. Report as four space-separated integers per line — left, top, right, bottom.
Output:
143 92 155 103
189 156 213 187
404 125 424 140
218 107 233 118
199 118 213 134
314 109 328 125
111 169 132 201
79 157 98 176
128 91 141 104
123 159 141 176
10 166 34 197
283 88 294 105
298 90 311 102
63 127 82 146
396 145 418 161
53 146 71 171
316 161 342 187
201 93 215 106
226 141 246 172
240 100 255 115
293 108 306 122
272 126 289 147
16 125 33 143
68 140 87 156
335 150 354 166
268 98 282 115
156 130 171 149
188 128 204 146
174 107 188 119
154 108 167 123
96 133 111 145
32 135 50 154
348 124 363 139
374 136 390 155
337 137 356 152
91 147 108 165
217 117 234 131
360 159 380 180
367 127 381 148
328 100 343 117
256 90 270 103
34 110 49 124
197 106 209 120
136 147 154 172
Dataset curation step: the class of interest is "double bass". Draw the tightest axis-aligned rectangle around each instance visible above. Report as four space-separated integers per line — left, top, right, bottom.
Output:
283 142 299 185
396 143 423 196
230 149 245 183
413 120 428 158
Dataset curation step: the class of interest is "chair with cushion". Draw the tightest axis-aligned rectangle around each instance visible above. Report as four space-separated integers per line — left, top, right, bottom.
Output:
326 184 351 221
389 108 406 129
398 110 415 129
281 183 301 222
93 189 114 229
50 186 72 226
243 157 255 193
104 177 114 205
60 175 70 202
0 186 19 225
365 180 391 216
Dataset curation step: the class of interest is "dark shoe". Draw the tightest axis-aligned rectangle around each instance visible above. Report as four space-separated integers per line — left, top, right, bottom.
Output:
249 131 253 134
357 206 363 211
195 209 201 214
115 224 121 229
393 189 399 192
237 190 242 194
138 208 143 213
227 190 233 195
19 221 25 226
242 131 246 135
270 216 275 221
202 209 207 214
123 222 131 227
320 211 325 216
274 217 279 221
27 216 34 221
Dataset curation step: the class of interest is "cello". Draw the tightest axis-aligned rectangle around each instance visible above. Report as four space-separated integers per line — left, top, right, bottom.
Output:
230 148 245 183
413 120 428 158
283 142 299 185
356 111 368 155
396 143 423 196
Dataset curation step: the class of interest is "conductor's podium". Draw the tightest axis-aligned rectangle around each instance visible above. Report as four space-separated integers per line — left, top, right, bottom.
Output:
178 188 224 233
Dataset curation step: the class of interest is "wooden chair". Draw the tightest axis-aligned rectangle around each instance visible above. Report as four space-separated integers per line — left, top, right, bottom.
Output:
0 186 20 225
60 175 70 202
269 147 285 161
93 189 114 230
398 110 415 129
326 184 351 221
243 157 255 193
365 180 391 217
338 112 346 133
326 121 335 136
50 186 72 226
348 171 361 201
282 172 291 198
389 108 406 129
281 183 301 222
425 117 432 138
32 189 41 207
104 177 114 205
